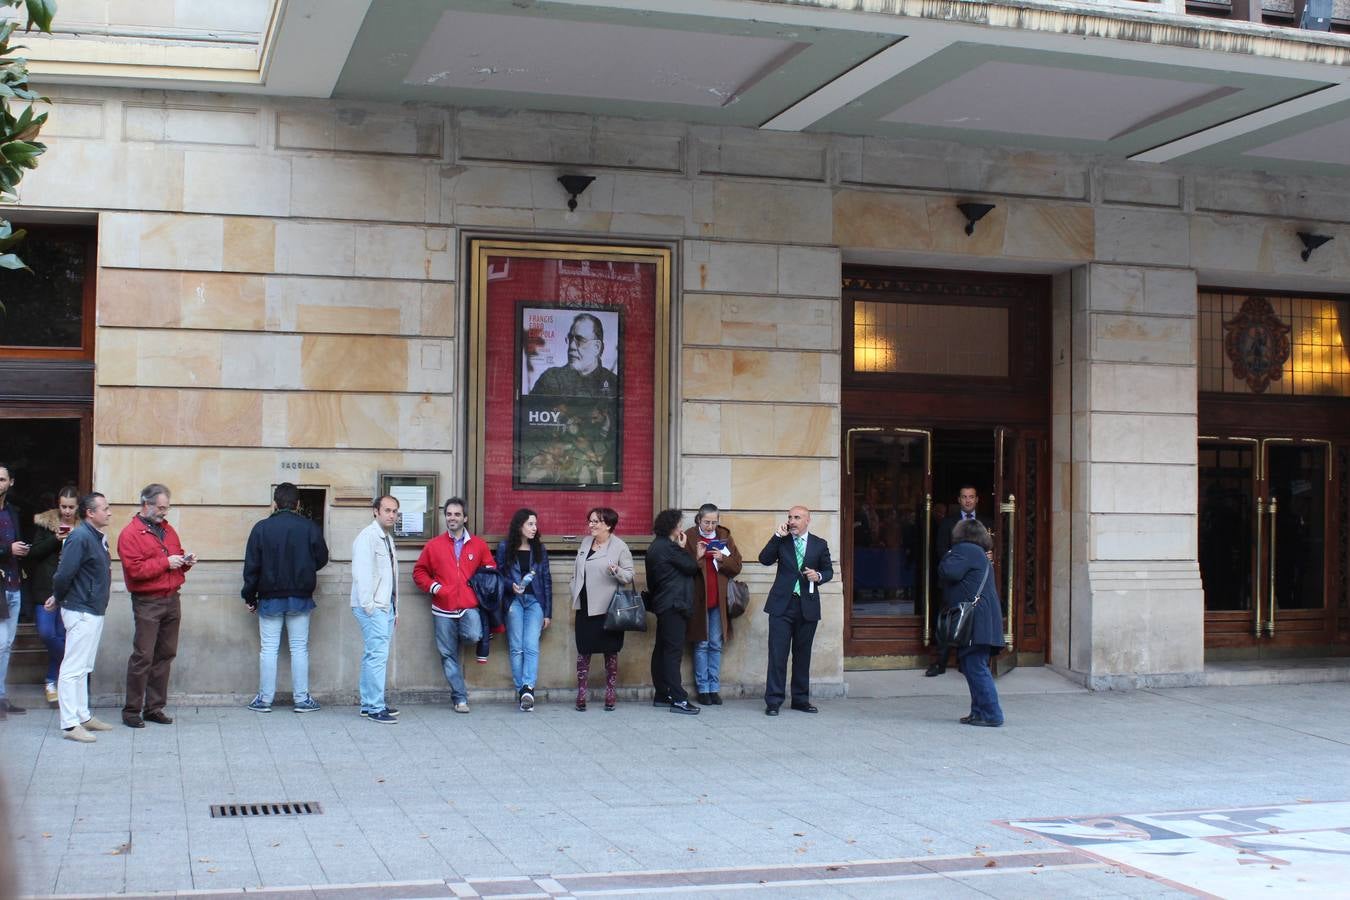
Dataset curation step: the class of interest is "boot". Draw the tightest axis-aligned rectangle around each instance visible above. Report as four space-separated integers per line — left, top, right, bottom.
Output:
575 654 589 711
603 653 619 711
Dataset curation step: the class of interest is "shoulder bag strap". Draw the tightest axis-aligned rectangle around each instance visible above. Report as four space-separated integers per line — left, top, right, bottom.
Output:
968 560 991 606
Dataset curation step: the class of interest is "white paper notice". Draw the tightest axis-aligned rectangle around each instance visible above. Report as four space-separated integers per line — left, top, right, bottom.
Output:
390 485 428 534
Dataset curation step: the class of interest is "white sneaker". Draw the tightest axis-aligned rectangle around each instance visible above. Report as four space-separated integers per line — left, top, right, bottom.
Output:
44 683 58 704
454 701 470 713
63 725 96 743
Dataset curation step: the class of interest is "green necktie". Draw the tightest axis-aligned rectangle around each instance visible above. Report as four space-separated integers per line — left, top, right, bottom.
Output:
793 536 805 596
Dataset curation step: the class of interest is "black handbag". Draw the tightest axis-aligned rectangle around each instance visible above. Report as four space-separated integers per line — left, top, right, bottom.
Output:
726 580 750 619
936 563 991 647
603 588 648 632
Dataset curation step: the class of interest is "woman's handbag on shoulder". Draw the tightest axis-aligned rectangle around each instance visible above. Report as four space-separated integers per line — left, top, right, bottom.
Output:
604 588 648 632
936 563 991 646
726 580 750 619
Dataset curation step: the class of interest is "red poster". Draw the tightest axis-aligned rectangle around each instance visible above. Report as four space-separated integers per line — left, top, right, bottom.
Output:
476 245 667 543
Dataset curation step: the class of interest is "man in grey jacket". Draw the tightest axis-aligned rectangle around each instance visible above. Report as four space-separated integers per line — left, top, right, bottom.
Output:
351 495 400 724
46 492 116 743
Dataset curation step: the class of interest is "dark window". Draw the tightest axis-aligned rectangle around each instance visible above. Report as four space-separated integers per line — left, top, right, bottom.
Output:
0 226 95 355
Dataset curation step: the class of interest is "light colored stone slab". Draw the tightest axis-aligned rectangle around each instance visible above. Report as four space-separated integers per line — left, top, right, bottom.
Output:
276 108 445 157
1094 208 1190 267
1088 463 1196 515
290 156 433 223
778 246 841 299
182 151 289 216
1098 163 1183 208
1089 413 1196 465
682 241 777 294
694 128 828 182
1090 313 1195 365
124 104 260 146
1090 513 1197 560
456 109 684 172
1088 363 1196 415
44 98 107 139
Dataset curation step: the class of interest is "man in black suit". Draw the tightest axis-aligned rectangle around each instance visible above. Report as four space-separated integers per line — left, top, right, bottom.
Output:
929 484 992 676
759 505 833 716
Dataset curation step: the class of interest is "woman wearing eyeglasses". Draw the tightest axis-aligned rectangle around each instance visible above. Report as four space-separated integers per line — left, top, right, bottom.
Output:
569 506 634 711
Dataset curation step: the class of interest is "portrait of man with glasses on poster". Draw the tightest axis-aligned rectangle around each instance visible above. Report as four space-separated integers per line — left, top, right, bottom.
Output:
516 307 622 490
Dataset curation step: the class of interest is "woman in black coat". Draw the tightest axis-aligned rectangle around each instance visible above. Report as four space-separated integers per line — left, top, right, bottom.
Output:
937 518 1006 726
644 508 700 715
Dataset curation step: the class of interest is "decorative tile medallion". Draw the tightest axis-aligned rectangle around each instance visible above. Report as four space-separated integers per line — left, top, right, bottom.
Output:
1223 295 1291 393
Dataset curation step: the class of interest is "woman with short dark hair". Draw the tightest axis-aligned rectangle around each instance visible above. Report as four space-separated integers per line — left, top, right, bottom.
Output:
646 508 700 714
569 506 634 711
937 518 1006 727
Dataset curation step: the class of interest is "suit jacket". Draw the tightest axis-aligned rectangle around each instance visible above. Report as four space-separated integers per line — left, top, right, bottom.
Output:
569 535 635 617
935 511 992 560
757 532 833 621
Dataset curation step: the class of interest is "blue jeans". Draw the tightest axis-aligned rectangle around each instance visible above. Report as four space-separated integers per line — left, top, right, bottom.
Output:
257 608 311 704
958 646 1004 725
693 606 724 693
506 598 543 691
433 610 481 703
0 590 18 700
35 602 66 684
353 606 394 713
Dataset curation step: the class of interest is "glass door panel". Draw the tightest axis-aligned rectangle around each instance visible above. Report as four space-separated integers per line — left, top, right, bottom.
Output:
848 430 931 625
1267 443 1327 614
1199 441 1256 614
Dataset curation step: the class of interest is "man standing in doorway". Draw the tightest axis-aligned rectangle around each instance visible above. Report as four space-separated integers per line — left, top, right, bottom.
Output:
929 484 992 677
413 497 493 713
0 462 28 719
759 505 833 716
48 492 115 742
241 482 329 713
351 494 400 724
118 483 194 728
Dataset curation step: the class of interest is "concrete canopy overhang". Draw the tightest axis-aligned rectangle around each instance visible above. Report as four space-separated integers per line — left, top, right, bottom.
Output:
16 0 1350 178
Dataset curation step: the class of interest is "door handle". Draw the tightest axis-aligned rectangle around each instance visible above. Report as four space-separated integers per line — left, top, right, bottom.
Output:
1253 497 1263 639
1267 497 1277 638
922 492 933 647
1001 493 1016 650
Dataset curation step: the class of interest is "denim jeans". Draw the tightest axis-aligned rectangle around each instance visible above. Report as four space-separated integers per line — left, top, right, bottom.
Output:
0 589 19 699
353 606 394 713
257 608 311 704
693 605 724 693
506 598 543 691
957 646 1004 725
433 610 482 703
35 602 66 684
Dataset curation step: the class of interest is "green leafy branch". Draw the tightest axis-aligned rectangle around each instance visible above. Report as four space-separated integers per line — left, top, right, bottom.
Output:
0 0 55 281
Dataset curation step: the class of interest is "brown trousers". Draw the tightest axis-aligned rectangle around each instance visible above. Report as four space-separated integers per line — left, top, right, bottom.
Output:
124 592 181 716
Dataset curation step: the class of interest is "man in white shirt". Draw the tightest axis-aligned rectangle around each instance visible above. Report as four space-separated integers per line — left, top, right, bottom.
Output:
351 495 400 724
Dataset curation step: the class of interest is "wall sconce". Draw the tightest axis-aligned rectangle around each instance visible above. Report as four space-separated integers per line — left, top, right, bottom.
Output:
957 202 996 236
557 174 595 212
1298 231 1333 262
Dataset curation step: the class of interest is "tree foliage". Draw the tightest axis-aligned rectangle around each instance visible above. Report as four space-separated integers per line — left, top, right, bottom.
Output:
0 0 54 277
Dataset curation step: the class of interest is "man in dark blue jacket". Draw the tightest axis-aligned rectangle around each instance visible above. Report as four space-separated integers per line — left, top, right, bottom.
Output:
241 482 329 713
49 492 116 742
759 505 833 717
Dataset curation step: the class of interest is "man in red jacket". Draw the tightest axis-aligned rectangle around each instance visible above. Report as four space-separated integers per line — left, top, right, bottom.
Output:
412 497 491 713
117 483 194 728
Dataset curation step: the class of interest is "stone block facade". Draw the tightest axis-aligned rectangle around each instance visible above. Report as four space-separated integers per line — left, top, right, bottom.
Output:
13 84 1350 702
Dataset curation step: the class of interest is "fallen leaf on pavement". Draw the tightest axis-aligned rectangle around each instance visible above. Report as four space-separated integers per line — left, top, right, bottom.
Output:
984 860 997 868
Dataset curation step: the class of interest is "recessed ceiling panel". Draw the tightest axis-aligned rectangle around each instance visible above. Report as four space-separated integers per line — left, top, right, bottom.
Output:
883 61 1235 141
405 10 805 107
1245 118 1350 165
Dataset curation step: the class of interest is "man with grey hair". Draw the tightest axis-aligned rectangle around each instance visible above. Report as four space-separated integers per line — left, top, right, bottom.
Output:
118 483 195 728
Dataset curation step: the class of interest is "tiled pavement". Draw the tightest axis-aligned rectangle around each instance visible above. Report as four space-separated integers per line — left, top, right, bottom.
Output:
2 671 1348 898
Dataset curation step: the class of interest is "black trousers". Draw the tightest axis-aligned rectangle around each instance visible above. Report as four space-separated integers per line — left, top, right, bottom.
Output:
765 604 817 709
650 608 689 704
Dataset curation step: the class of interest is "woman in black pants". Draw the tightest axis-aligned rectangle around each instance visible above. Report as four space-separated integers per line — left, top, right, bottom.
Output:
645 508 700 715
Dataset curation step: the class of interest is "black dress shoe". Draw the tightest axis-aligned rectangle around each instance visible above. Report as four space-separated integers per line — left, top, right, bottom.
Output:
765 706 780 716
144 711 174 725
652 697 669 707
670 700 700 715
710 692 723 705
790 703 819 714
969 718 1003 727
3 700 25 715
959 715 977 725
924 663 946 677
123 715 145 729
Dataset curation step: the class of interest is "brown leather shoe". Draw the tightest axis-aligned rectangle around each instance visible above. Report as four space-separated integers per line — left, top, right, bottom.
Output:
123 714 145 728
144 711 174 725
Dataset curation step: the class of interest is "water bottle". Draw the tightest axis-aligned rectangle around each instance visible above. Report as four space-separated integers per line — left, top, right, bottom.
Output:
520 571 535 591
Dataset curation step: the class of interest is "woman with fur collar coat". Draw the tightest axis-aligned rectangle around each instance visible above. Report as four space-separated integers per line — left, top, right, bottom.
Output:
26 487 79 703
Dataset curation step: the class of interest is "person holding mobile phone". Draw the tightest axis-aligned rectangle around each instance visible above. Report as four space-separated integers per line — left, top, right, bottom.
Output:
758 505 833 717
118 483 195 728
683 503 742 706
26 485 81 704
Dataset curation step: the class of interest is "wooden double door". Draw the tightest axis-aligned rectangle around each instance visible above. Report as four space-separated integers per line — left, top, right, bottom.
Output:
843 423 1050 667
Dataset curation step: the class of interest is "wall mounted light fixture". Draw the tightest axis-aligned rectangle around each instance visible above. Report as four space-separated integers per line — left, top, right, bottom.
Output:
1297 231 1333 262
957 202 996 236
557 174 596 212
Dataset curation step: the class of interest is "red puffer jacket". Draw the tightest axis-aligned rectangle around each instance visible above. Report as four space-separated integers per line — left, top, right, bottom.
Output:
117 515 191 596
412 531 493 615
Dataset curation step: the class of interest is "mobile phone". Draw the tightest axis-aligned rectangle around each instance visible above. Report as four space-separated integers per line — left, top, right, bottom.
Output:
58 524 71 535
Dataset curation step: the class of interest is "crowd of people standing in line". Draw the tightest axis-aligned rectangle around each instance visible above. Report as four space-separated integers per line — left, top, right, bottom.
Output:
0 461 1004 734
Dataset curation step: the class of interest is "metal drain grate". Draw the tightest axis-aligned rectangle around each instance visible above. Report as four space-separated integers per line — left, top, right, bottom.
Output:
209 801 322 819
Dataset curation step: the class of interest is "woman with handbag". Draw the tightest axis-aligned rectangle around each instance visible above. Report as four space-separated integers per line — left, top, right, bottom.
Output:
683 503 742 706
570 506 634 711
647 509 701 715
937 518 1006 727
496 508 552 712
